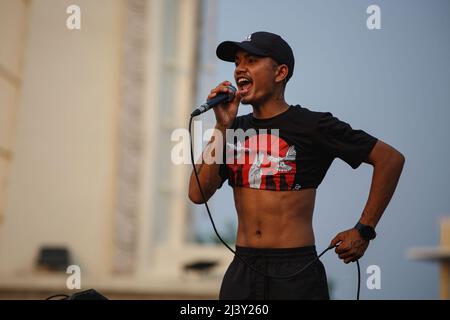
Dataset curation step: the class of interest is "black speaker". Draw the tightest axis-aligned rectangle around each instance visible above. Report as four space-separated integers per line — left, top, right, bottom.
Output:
47 289 108 300
36 246 71 271
69 289 108 300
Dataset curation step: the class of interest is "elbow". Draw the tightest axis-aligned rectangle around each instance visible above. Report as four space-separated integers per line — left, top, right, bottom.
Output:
385 151 405 175
372 148 405 170
188 189 206 204
394 151 405 167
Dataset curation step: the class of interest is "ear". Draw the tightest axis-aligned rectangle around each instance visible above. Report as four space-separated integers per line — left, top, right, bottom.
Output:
274 64 289 84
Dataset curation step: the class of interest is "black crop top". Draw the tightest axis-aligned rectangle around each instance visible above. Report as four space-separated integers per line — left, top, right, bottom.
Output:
218 105 378 191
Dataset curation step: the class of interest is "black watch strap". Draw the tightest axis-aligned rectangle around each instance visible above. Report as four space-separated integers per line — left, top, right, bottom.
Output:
354 222 376 240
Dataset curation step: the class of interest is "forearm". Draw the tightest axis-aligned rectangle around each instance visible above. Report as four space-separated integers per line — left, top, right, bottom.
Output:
188 124 227 203
359 154 405 228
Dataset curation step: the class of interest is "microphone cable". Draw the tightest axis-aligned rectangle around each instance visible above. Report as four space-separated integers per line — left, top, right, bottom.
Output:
189 116 361 300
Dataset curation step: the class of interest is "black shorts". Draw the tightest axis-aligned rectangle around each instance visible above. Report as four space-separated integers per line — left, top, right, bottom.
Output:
219 246 330 300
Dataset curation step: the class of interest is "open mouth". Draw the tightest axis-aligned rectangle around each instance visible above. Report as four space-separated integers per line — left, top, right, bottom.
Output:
237 77 253 96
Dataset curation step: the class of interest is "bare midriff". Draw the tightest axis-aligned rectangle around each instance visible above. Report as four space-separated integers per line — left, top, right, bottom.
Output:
233 187 316 248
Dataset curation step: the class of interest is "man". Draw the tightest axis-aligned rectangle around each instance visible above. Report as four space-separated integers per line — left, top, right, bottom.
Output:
188 31 405 300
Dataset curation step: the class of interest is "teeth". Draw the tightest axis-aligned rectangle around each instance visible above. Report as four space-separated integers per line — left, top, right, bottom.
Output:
238 78 251 85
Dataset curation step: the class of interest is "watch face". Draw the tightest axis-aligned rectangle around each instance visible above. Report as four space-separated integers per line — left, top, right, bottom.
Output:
364 227 376 239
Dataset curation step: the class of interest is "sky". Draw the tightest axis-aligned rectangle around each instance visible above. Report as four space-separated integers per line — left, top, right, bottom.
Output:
190 0 450 299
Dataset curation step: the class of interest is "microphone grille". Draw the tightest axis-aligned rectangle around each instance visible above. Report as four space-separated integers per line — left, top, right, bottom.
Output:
227 85 237 93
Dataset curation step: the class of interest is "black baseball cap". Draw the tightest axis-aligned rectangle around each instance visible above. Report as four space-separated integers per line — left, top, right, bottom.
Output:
216 31 295 82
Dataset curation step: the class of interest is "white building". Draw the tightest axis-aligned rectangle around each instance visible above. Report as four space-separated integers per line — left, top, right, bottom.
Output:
0 0 231 298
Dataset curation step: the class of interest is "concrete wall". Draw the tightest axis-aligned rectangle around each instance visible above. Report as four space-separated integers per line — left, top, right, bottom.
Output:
0 0 122 281
0 0 28 230
0 0 229 297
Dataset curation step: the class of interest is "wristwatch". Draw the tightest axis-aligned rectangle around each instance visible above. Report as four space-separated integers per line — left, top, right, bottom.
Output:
354 222 376 241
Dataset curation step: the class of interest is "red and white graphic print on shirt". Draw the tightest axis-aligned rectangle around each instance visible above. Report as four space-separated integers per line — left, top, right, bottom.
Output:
226 133 297 190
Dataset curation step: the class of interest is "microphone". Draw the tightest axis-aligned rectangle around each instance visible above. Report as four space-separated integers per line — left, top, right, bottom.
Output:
191 85 236 117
